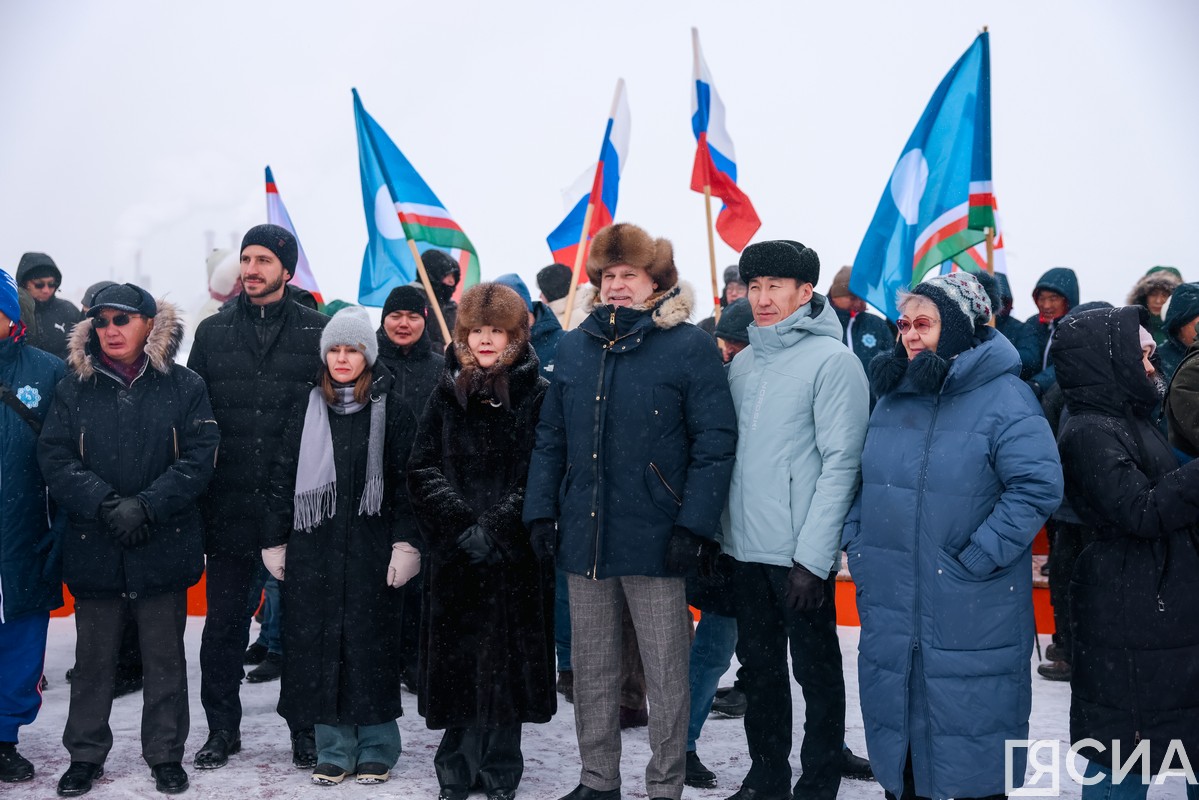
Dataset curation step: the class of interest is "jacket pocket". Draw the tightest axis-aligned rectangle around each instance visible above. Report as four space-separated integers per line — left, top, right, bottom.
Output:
932 547 1020 651
557 463 574 511
645 462 682 519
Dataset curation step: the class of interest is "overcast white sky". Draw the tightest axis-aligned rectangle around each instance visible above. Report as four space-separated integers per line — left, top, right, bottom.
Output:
2 1 1196 323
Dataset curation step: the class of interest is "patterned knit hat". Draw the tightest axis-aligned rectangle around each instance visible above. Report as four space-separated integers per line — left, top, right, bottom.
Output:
910 272 992 360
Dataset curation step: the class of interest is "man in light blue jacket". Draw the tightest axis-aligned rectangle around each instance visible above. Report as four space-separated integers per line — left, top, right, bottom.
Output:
722 240 869 800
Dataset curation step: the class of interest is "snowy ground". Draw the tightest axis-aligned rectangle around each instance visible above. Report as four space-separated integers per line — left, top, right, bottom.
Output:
8 619 1194 799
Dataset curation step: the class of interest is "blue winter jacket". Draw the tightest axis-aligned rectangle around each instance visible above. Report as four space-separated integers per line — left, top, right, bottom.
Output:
524 284 737 578
529 301 565 382
0 335 65 622
842 328 1063 800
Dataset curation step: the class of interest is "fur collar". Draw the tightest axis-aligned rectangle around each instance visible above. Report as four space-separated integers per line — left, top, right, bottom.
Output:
67 300 184 381
444 339 541 411
584 282 695 331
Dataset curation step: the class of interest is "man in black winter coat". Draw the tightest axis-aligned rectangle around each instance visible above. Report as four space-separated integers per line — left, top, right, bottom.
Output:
15 252 83 360
410 249 460 350
39 283 219 797
187 224 328 771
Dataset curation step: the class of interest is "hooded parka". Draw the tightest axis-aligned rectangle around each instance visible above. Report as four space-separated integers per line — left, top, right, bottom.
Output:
38 302 220 599
15 255 83 361
1022 267 1079 395
187 292 327 556
0 333 65 622
843 327 1063 800
523 284 737 578
264 366 419 728
1053 305 1199 774
407 341 554 729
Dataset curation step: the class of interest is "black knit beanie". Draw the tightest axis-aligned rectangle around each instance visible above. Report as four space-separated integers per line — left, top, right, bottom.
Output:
537 263 573 302
382 285 429 318
241 224 298 277
910 284 976 361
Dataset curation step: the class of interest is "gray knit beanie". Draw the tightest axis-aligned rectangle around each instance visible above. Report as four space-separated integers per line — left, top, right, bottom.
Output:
321 306 378 366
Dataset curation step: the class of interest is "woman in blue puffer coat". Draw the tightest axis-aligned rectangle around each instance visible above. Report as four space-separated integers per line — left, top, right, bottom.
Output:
843 272 1063 800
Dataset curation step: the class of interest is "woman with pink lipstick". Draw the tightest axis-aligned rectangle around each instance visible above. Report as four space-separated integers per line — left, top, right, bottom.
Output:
408 283 554 800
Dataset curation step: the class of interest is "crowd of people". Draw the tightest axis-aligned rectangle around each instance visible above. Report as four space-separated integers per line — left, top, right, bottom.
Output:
0 224 1196 800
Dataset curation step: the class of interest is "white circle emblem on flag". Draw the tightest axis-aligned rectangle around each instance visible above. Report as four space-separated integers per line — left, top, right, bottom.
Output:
374 186 405 240
890 149 929 226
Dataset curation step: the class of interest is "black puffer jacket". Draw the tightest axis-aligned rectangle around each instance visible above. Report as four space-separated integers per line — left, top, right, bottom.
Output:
375 327 443 420
266 366 418 728
407 342 554 729
1052 305 1199 771
38 302 220 599
187 292 327 557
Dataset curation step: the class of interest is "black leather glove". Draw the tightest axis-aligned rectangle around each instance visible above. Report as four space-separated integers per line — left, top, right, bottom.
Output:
456 524 501 566
784 561 826 612
529 519 557 562
100 495 150 547
664 527 719 577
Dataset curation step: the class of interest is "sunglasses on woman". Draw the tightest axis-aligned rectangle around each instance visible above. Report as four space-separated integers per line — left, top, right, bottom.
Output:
30 279 58 290
93 313 142 329
896 316 936 335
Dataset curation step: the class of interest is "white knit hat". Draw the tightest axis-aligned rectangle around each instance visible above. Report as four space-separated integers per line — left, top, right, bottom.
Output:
320 306 378 366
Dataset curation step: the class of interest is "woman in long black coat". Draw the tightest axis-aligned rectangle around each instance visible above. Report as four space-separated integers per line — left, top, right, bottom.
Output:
407 283 554 800
1052 305 1199 798
264 306 419 787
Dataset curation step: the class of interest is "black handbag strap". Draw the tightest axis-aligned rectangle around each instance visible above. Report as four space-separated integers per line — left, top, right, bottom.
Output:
0 381 43 435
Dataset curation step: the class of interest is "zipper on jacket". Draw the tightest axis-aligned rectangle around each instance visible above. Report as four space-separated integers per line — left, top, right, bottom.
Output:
908 393 941 790
588 342 609 579
649 462 682 505
79 427 86 463
172 427 179 461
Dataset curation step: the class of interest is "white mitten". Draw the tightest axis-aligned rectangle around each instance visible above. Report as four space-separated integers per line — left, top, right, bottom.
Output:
262 544 287 581
387 542 421 588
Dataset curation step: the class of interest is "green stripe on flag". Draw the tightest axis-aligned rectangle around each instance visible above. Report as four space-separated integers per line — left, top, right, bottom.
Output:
912 230 986 284
968 204 995 231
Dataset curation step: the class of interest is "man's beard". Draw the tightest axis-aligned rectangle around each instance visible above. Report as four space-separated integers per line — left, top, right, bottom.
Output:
245 273 286 299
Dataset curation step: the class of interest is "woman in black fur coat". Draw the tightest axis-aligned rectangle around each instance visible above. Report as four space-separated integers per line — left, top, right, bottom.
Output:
407 283 554 800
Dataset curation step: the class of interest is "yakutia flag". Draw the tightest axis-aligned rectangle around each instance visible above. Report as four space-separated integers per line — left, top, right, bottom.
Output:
690 28 760 252
546 79 631 270
941 194 1007 275
850 32 993 320
353 88 480 307
265 166 323 303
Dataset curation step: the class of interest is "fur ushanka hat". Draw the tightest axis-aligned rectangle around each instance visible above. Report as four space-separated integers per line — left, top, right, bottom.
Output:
585 223 678 295
452 283 532 408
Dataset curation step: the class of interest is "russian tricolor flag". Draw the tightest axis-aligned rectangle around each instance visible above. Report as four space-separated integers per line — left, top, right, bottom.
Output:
265 166 323 304
690 28 760 253
546 79 631 271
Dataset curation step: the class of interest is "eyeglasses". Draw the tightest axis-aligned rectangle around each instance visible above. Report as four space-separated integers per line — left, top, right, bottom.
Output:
30 280 58 290
93 313 141 329
897 317 937 335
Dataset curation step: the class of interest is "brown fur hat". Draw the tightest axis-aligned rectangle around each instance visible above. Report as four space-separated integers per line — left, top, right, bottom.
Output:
452 283 531 407
586 223 678 293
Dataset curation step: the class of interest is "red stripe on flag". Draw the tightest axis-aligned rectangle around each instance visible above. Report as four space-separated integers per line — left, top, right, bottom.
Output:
398 212 464 232
266 183 278 193
913 216 969 265
968 192 993 207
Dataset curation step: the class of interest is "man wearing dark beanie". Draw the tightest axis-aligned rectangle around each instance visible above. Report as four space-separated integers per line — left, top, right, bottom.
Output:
188 223 328 771
723 239 869 800
537 262 594 332
374 284 444 694
15 252 82 360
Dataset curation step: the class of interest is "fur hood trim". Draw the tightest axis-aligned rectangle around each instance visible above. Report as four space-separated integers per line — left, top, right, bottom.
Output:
67 300 184 381
1127 270 1183 306
585 282 695 331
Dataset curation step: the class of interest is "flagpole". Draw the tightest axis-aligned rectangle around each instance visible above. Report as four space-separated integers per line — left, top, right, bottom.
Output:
562 200 597 330
354 89 452 345
703 185 721 322
984 227 995 274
